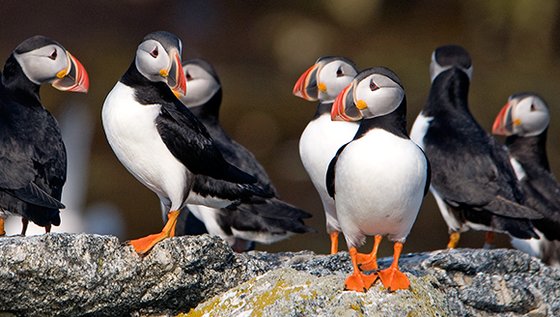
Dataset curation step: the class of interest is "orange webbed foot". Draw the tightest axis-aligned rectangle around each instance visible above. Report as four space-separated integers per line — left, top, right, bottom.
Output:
357 253 379 271
129 210 181 255
129 232 168 255
378 267 410 291
345 272 378 292
357 235 382 271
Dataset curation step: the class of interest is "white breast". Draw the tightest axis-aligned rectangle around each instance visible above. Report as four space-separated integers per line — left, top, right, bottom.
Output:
101 82 189 210
410 111 433 150
299 112 358 232
334 129 428 248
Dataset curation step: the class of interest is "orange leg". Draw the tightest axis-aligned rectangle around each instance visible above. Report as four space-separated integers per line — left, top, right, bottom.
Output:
357 234 382 271
329 231 339 254
129 210 181 255
483 231 495 249
0 218 5 236
378 242 410 291
21 218 29 236
344 247 378 292
447 231 460 249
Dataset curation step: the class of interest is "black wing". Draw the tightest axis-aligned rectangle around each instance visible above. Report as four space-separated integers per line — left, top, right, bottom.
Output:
204 122 277 194
326 143 350 198
425 118 542 219
156 100 256 184
0 94 65 210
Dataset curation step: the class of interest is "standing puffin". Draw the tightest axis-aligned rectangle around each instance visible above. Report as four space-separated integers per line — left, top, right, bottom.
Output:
174 58 313 252
102 31 272 255
492 93 560 266
410 45 543 249
0 35 89 235
328 67 430 292
293 56 359 254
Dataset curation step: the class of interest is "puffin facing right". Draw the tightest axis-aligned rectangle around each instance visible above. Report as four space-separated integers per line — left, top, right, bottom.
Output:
492 93 560 267
0 36 89 235
102 31 272 255
328 67 430 292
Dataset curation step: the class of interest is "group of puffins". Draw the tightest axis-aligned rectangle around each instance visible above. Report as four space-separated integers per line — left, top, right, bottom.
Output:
0 31 559 293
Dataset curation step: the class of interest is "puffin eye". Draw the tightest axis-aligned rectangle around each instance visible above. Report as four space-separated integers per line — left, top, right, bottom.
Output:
370 79 379 91
530 104 536 112
150 47 159 58
186 71 192 81
336 66 343 77
49 49 57 60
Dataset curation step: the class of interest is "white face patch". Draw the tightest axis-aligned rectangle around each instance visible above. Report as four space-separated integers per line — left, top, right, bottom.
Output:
317 60 357 101
14 44 70 84
429 52 473 82
179 64 220 108
511 95 550 137
353 73 404 118
135 39 171 83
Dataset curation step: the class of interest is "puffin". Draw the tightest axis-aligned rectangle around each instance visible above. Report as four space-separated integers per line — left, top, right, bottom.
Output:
0 35 89 236
292 56 359 254
492 93 560 266
101 31 273 255
174 58 313 252
328 67 430 292
410 45 544 249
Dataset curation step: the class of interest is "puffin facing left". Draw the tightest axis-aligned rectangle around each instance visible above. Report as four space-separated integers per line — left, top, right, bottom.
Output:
329 67 430 292
102 31 272 255
0 35 89 236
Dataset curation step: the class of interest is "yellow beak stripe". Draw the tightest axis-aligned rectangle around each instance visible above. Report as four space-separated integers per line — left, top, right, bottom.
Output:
356 100 367 110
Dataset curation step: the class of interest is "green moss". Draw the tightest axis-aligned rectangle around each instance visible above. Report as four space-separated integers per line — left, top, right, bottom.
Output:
96 258 103 274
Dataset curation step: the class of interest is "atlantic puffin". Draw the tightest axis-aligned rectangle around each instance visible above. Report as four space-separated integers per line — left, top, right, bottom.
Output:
101 31 272 255
410 45 543 249
0 35 89 236
173 58 313 251
492 93 560 266
293 56 358 254
328 67 430 292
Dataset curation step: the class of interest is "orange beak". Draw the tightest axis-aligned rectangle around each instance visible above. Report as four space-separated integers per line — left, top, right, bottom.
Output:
168 51 187 97
293 64 319 101
331 84 362 122
52 52 89 93
492 101 514 136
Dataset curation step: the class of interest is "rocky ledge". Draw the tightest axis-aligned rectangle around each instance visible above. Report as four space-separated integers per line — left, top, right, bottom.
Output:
0 233 558 316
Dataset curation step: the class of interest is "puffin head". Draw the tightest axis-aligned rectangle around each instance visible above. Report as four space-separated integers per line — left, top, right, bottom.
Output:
179 58 221 108
331 66 404 122
293 56 358 102
135 31 187 97
492 93 550 137
12 35 89 93
429 45 473 82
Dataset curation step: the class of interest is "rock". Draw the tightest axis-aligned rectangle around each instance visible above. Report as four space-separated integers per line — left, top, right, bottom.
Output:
181 268 449 317
0 233 245 316
0 233 559 316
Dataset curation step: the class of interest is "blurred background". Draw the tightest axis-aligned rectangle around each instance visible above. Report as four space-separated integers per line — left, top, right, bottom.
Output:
1 0 560 257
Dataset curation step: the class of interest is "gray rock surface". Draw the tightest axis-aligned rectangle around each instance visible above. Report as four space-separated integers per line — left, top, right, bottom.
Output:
0 233 558 316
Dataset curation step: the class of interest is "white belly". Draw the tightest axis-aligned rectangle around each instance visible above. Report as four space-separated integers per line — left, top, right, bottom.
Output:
299 113 358 232
102 82 189 210
334 129 427 247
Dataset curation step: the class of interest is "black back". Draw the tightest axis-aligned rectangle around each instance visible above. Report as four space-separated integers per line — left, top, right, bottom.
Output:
0 50 66 227
423 67 541 238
